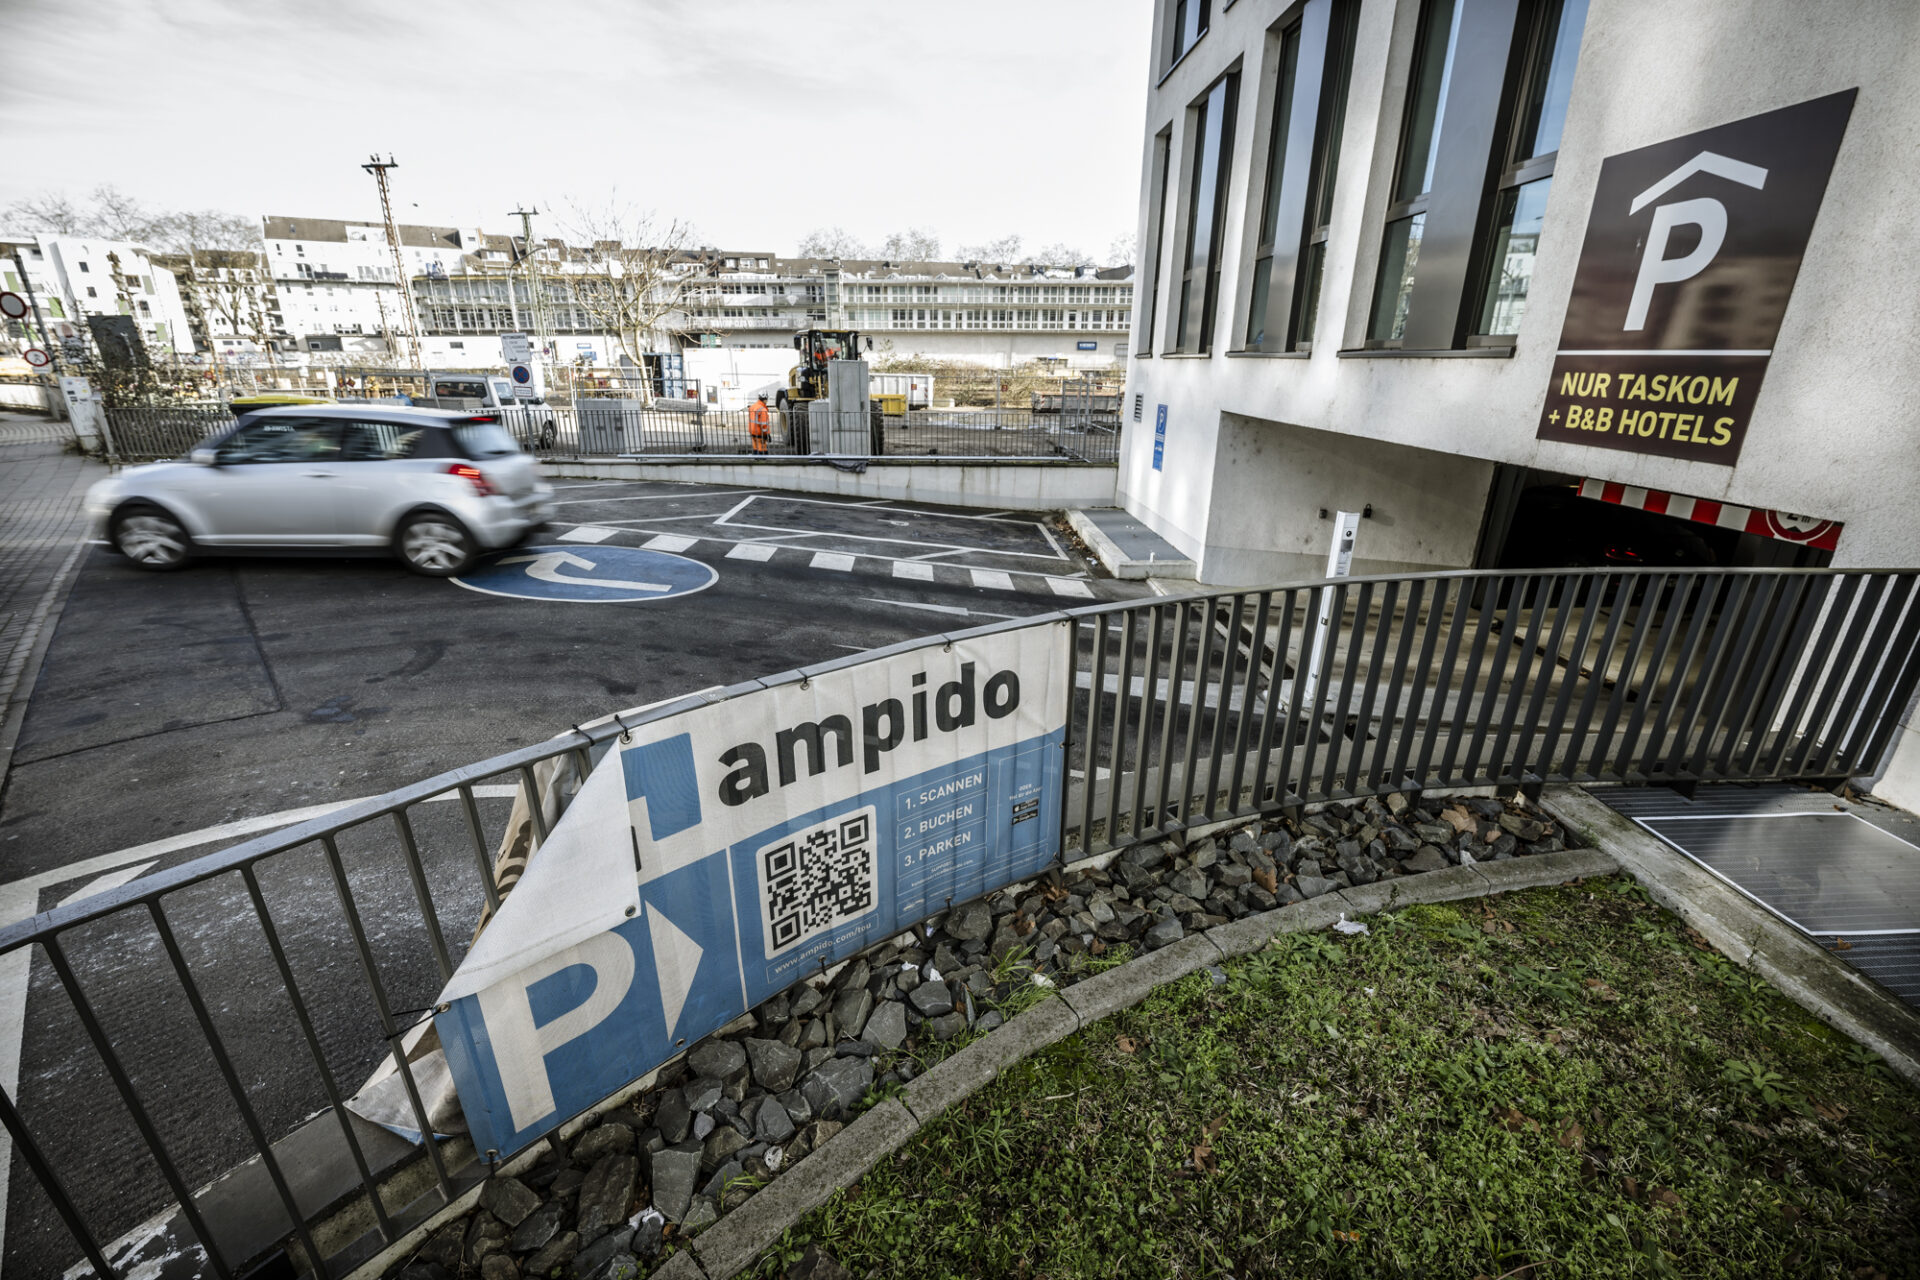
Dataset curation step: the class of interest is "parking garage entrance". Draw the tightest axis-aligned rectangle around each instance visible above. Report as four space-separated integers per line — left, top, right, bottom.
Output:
1476 465 1840 572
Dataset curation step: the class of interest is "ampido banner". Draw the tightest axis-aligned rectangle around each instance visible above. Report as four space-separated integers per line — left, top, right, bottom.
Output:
433 624 1070 1155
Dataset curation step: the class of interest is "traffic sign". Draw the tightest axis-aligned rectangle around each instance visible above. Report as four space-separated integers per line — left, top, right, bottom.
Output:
23 348 51 369
451 545 717 603
0 292 28 321
501 332 531 363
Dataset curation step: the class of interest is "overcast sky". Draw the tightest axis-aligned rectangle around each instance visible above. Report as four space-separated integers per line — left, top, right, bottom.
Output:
0 0 1151 258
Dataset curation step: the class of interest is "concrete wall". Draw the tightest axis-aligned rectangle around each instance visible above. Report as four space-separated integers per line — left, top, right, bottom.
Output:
540 459 1118 512
865 331 1130 369
1121 0 1920 579
0 381 54 413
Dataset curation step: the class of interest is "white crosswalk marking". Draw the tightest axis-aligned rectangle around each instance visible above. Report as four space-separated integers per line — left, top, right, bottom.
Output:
726 543 778 562
557 525 618 544
643 534 699 552
1046 576 1095 598
891 561 936 582
810 552 857 572
970 569 1015 591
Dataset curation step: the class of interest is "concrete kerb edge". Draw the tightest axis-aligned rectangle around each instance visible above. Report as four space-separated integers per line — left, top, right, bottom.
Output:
1540 786 1920 1090
679 847 1615 1280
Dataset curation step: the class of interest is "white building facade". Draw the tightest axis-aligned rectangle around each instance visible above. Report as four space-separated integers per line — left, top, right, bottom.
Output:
262 216 477 352
1120 0 1920 585
1 234 195 357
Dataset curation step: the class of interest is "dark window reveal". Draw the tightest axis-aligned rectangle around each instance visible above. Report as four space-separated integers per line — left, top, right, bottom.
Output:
1173 72 1238 354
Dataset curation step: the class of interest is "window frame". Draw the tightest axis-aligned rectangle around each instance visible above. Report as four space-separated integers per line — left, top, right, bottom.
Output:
1171 70 1240 356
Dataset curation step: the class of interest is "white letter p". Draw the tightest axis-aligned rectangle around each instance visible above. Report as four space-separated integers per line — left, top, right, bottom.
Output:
1625 197 1728 331
475 930 636 1134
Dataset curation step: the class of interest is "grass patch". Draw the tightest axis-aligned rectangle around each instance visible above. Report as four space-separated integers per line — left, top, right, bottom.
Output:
755 879 1920 1279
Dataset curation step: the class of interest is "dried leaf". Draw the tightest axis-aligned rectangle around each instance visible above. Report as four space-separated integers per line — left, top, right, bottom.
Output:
1204 1116 1227 1140
1813 1100 1849 1123
1483 919 1501 935
1253 865 1278 893
1558 1122 1585 1150
1622 1176 1641 1200
1191 1143 1217 1173
1012 915 1036 937
1546 1030 1563 1045
1441 806 1476 834
1496 1106 1537 1133
1583 979 1621 1002
1332 1229 1362 1243
1834 937 1853 952
1116 1035 1140 1054
1651 1187 1682 1211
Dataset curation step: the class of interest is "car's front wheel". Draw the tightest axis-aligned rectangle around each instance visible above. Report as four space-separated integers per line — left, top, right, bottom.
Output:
395 511 476 577
112 504 192 571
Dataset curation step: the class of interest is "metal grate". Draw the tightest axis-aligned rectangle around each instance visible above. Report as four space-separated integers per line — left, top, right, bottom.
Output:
1133 392 1144 422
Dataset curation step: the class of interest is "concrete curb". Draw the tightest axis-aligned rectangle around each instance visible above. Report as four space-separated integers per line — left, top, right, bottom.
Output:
1063 508 1195 579
670 847 1612 1280
1542 787 1920 1089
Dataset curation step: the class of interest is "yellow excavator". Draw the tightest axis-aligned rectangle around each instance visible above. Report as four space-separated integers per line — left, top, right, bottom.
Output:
773 329 890 453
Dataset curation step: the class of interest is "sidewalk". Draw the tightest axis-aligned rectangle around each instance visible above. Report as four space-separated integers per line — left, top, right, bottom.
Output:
0 412 103 786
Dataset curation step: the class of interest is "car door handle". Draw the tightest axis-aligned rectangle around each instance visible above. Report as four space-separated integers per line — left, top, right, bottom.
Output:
302 470 337 478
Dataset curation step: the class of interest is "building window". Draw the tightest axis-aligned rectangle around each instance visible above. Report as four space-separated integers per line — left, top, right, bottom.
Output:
1368 0 1588 350
1173 72 1238 354
1473 0 1588 337
1138 130 1173 354
1166 0 1209 71
78 261 90 273
1242 0 1359 352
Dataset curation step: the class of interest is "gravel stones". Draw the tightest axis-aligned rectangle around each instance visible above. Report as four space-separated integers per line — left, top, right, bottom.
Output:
575 1152 637 1240
570 1122 633 1167
864 999 908 1050
800 1055 873 1119
687 1039 746 1082
505 1198 564 1253
944 899 993 940
1143 916 1185 949
1294 874 1337 899
644 1142 702 1223
907 979 955 1018
744 1036 803 1093
1406 846 1450 873
477 1176 539 1228
831 988 874 1040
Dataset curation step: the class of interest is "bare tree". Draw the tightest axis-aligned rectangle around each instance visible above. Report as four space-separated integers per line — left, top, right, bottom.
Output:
956 234 1024 263
83 185 165 242
1104 231 1135 269
876 228 942 261
151 210 262 256
1024 241 1093 266
557 198 698 383
2 190 84 234
796 226 867 259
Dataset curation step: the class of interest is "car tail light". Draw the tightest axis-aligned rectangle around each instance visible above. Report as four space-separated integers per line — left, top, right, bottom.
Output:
447 463 496 496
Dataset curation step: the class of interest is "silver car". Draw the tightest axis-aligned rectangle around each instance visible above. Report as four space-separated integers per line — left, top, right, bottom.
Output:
84 405 557 576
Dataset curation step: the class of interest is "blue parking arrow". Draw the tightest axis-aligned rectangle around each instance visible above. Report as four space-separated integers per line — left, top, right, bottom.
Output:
452 544 718 603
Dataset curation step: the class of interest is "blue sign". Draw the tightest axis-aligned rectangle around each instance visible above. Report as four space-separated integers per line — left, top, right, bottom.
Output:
1076 340 1098 351
431 629 1072 1158
510 364 533 384
452 545 717 603
1153 404 1167 471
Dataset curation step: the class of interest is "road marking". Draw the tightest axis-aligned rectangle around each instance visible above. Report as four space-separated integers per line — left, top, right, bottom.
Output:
557 525 618 544
970 569 1015 591
1047 576 1095 598
552 488 769 507
726 543 778 562
810 552 857 572
503 550 670 592
642 534 699 553
860 597 1018 620
892 562 935 582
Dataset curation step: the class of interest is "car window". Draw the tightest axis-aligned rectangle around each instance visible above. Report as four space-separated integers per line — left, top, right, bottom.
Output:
492 380 514 402
340 419 426 461
218 418 341 464
435 378 488 399
453 422 521 457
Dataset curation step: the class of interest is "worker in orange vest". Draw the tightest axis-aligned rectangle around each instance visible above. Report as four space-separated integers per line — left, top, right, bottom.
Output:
749 394 772 454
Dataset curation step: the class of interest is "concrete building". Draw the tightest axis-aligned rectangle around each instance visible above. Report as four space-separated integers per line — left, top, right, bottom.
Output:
1120 0 1919 585
0 233 195 357
261 216 475 352
679 254 1135 368
148 249 282 356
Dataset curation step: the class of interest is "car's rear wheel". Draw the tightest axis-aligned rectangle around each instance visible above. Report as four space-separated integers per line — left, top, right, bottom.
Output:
112 505 191 571
396 512 476 577
536 420 557 450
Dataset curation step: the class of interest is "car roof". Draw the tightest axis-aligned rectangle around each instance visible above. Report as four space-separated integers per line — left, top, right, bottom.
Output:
241 404 487 423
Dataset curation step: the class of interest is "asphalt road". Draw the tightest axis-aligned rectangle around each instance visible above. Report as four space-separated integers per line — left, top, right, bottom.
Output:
0 478 1146 1274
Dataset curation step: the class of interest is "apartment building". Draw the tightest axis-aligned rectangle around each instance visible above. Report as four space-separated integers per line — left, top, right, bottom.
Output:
1122 0 1916 583
0 234 195 357
261 216 478 352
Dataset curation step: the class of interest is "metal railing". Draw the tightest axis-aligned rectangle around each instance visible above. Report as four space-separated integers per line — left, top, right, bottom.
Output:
4 567 1916 1277
102 401 1121 465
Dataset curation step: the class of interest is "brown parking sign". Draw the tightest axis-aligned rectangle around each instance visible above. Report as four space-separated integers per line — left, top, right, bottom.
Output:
1537 90 1855 465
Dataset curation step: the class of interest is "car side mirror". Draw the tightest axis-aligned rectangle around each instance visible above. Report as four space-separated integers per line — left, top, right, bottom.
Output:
190 447 218 466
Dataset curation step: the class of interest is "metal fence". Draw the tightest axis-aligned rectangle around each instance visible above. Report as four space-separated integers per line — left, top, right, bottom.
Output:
102 401 1121 465
5 567 1917 1277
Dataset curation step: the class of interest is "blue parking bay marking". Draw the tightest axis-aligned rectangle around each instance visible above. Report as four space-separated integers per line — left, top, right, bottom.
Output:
452 544 718 603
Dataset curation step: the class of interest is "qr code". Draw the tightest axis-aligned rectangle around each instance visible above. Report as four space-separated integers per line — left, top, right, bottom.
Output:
759 807 878 955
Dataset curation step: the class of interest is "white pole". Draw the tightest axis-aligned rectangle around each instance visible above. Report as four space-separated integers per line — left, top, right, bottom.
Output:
1302 511 1362 715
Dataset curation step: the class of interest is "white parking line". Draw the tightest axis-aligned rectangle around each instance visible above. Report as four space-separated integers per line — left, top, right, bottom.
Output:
1047 576 1096 598
810 552 858 572
892 562 935 582
552 488 769 507
970 569 1015 591
726 543 778 562
643 534 699 553
558 526 618 544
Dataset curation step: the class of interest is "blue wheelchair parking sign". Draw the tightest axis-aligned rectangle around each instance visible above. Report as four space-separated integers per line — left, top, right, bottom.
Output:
453 545 717 603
